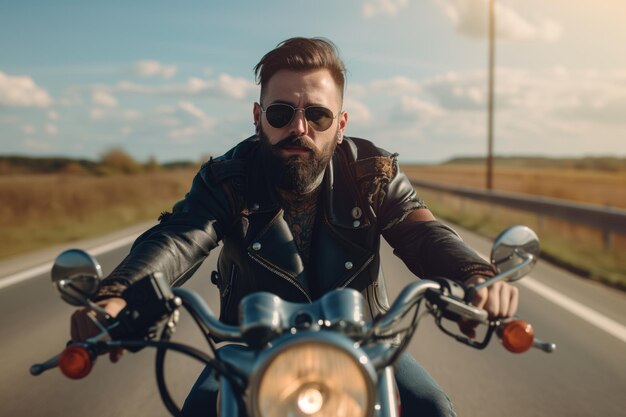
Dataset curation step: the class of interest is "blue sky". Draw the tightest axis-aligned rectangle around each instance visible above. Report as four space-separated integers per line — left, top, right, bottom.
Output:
1 0 625 163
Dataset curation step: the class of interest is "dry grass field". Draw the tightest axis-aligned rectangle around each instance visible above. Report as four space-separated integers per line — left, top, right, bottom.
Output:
0 170 195 259
403 164 626 289
403 164 626 208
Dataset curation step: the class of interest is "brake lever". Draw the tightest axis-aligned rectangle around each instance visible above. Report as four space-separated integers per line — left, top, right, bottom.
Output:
432 309 498 350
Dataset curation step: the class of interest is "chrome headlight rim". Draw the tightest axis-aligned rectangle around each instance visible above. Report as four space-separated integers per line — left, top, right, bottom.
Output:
248 332 376 417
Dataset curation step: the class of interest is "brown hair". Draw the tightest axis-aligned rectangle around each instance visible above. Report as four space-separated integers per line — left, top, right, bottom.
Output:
254 37 346 102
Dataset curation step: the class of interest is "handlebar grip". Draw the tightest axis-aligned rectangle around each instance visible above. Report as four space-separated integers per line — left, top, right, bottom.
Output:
427 279 488 323
435 294 488 322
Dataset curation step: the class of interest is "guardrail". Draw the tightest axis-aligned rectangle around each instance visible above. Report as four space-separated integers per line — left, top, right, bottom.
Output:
410 179 626 250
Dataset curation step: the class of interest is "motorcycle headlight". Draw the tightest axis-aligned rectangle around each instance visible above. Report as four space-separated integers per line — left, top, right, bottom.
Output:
251 338 374 417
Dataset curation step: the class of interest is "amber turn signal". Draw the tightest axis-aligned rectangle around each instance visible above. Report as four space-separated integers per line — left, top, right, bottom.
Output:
59 345 94 379
501 320 535 353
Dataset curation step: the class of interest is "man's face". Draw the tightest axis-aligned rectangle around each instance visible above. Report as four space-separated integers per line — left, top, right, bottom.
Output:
254 69 348 194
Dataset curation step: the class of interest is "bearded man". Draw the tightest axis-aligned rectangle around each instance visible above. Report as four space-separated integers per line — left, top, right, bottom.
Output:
70 37 519 417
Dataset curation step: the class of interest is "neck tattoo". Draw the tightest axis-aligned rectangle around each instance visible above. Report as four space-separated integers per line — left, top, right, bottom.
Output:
278 186 321 267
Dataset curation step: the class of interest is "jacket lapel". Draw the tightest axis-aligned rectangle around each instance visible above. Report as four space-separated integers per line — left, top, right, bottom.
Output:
246 209 309 293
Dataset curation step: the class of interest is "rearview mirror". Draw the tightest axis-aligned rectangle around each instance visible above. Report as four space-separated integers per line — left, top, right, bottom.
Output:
51 249 103 306
490 225 540 281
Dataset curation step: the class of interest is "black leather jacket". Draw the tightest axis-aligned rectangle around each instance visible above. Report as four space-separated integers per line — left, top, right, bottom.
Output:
99 136 494 324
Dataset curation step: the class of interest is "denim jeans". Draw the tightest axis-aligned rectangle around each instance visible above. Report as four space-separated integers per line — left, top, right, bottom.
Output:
181 351 456 417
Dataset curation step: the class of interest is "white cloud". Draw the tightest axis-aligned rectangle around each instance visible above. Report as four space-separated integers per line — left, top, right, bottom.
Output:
92 90 118 107
350 67 626 160
394 96 446 122
435 0 562 42
343 97 372 124
170 101 216 141
133 60 177 79
48 110 59 120
421 70 487 110
90 108 106 120
115 74 255 100
369 76 422 96
169 126 202 141
0 71 52 107
122 109 141 121
46 123 58 135
178 101 208 121
363 0 408 18
21 124 36 134
217 74 256 100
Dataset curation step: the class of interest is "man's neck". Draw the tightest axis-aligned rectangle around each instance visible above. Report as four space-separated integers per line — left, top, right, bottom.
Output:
277 183 321 204
277 183 322 268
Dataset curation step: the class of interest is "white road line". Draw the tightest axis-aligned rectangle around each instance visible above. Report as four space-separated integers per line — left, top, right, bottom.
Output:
519 277 626 344
0 234 138 291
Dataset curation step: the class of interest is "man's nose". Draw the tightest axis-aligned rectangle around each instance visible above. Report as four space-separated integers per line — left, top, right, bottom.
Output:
290 108 308 136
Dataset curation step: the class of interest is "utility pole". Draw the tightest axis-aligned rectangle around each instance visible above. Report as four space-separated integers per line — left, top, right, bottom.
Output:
486 0 495 190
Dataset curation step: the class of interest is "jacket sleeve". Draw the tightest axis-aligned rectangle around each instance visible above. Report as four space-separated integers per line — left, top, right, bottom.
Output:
379 164 495 283
95 164 235 299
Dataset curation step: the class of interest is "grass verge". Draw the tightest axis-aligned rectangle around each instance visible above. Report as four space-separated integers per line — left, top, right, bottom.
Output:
419 189 626 291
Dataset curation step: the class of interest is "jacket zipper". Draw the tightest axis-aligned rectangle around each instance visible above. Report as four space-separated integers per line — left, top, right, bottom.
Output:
220 266 235 316
247 253 312 302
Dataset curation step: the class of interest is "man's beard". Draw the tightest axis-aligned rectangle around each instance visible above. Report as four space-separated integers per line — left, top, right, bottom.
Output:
258 126 337 194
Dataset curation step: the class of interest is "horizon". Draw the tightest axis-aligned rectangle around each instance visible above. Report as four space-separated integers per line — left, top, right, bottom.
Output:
2 0 626 164
4 151 626 169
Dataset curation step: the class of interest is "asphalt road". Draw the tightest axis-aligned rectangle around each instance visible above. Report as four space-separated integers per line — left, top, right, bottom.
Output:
1 224 625 417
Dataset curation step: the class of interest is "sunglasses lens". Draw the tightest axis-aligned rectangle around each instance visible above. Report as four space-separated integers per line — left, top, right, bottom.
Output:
264 104 336 131
265 105 294 129
305 107 334 131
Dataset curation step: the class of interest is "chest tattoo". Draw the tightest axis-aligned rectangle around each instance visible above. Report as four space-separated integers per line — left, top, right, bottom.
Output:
278 188 321 267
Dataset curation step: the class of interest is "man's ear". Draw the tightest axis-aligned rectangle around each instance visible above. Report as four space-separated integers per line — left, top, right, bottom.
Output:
253 102 261 133
338 110 348 137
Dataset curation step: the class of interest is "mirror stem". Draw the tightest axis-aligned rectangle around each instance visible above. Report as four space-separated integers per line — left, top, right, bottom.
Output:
465 253 535 302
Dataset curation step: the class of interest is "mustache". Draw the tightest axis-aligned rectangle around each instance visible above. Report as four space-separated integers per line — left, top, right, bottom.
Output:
274 135 314 152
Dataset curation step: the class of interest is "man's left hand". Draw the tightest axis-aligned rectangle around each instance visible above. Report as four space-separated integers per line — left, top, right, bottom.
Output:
458 275 519 338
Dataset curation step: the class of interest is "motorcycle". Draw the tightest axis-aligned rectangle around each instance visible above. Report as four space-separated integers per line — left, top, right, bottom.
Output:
31 225 555 417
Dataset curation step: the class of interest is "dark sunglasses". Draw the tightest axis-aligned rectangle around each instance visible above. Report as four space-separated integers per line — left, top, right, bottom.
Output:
260 103 339 131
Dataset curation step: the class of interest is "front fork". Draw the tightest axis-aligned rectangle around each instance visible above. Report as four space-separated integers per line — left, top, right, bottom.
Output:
218 376 242 417
376 366 401 417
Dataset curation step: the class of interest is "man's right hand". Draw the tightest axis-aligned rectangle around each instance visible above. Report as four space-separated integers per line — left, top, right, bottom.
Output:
70 297 127 362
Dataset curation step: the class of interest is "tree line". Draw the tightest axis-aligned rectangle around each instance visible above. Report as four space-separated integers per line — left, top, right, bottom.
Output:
0 148 200 175
443 156 626 172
